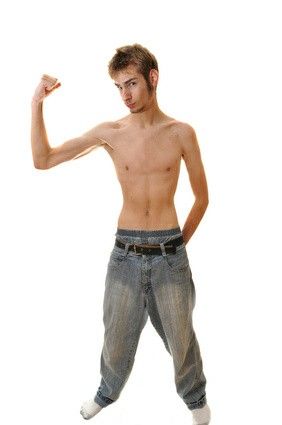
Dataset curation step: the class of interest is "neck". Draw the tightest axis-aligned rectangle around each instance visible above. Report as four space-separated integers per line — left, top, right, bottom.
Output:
127 96 165 128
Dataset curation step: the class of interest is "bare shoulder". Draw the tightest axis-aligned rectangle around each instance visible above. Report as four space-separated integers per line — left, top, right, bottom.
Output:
82 120 117 138
100 116 132 152
83 120 122 151
88 120 121 134
171 120 198 156
96 120 123 130
172 120 196 137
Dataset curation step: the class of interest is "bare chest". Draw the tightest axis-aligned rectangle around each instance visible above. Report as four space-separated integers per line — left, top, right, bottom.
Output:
105 128 182 179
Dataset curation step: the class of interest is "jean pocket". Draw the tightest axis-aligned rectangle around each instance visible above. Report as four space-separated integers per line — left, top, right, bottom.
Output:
108 247 126 269
164 246 189 272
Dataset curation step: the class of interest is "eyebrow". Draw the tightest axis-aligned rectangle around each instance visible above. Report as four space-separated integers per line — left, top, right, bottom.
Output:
114 78 137 87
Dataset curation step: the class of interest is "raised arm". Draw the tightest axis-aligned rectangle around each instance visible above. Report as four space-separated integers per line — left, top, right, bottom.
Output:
31 74 113 169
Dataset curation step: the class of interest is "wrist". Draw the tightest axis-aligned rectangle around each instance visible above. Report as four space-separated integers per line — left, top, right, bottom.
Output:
31 98 43 108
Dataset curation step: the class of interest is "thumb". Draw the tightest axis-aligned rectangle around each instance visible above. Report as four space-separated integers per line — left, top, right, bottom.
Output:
46 82 61 91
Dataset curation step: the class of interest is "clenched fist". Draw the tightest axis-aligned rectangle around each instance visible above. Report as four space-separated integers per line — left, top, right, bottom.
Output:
32 74 61 105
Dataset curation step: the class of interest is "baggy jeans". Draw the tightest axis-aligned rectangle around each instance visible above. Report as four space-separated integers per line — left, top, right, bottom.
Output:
94 226 207 410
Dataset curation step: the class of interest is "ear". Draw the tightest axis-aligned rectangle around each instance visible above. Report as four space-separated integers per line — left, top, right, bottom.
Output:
150 69 159 88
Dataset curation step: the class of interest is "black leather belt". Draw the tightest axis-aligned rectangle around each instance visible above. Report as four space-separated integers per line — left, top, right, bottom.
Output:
115 235 184 255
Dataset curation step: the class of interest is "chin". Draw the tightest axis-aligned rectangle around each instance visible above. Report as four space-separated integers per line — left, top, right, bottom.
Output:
131 105 145 113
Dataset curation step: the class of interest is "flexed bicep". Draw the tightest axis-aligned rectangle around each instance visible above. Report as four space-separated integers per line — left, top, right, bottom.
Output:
46 124 114 168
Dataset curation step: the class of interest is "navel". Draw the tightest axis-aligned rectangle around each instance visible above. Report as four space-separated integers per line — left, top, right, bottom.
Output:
166 167 171 171
125 165 129 170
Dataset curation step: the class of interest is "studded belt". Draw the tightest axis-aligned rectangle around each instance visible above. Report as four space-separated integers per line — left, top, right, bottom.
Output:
115 235 184 255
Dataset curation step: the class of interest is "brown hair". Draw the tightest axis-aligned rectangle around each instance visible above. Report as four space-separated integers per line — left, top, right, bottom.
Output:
108 43 159 93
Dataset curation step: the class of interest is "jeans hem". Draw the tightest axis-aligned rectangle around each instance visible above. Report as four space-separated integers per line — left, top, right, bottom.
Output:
94 392 114 408
186 393 207 410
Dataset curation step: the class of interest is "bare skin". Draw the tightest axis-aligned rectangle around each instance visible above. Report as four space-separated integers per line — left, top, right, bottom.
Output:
31 66 209 244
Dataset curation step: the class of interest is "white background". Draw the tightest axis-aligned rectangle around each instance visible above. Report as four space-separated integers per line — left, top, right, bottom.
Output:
1 0 281 424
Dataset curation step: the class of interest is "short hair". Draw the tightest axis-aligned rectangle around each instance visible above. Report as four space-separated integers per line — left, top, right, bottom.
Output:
108 43 159 93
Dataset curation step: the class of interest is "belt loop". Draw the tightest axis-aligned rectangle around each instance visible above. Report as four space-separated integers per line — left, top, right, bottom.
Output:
124 242 130 257
159 242 167 257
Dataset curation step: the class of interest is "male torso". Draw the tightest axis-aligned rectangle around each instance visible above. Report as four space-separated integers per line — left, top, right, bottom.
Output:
100 114 185 230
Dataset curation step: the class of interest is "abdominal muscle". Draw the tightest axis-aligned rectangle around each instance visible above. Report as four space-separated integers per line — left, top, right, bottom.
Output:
117 173 180 231
117 203 179 230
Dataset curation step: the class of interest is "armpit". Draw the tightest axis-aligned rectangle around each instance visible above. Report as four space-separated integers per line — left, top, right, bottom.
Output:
97 137 114 150
72 138 114 160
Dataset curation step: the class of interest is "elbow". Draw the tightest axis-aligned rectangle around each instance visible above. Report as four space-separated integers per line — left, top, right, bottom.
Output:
195 197 209 208
202 198 209 208
33 158 48 170
34 164 47 170
32 148 52 169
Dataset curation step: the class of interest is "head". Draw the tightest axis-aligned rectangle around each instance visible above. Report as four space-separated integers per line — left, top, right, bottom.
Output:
108 43 159 113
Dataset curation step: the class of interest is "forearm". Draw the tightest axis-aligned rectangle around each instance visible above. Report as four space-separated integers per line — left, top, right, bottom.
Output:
31 101 51 169
181 200 209 245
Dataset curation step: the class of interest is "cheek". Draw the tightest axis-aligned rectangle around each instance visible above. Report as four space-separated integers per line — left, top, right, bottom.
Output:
139 88 148 98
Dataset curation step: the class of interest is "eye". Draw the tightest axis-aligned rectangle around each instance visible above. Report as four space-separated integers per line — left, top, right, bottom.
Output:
130 82 136 86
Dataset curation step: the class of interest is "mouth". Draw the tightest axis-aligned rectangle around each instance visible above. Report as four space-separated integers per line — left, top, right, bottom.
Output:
126 102 135 108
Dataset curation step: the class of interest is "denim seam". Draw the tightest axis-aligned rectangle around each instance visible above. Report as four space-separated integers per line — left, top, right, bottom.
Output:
124 297 144 376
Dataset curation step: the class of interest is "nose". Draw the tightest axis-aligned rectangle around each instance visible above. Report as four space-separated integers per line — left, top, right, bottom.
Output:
121 88 131 102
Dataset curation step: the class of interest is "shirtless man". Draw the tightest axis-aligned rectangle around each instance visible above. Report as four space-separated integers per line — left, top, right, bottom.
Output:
31 44 211 425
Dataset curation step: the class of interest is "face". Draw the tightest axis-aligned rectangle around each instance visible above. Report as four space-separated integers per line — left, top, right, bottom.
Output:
113 64 157 113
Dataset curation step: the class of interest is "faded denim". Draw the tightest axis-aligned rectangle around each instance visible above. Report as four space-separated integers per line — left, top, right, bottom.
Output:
94 226 207 410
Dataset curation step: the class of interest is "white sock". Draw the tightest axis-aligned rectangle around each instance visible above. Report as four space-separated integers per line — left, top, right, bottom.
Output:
191 403 211 425
80 399 103 420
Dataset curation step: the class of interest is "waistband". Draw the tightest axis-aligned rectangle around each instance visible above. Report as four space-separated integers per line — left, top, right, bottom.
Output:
116 226 182 238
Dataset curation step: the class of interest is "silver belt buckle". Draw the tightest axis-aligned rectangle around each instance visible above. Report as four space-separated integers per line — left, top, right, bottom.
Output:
133 243 156 255
133 244 142 255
